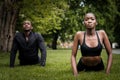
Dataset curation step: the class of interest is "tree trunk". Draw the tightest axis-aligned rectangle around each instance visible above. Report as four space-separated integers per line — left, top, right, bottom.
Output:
52 32 59 50
0 0 20 52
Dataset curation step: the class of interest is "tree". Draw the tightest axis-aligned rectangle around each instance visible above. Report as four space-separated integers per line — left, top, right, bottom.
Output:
85 0 117 42
0 0 69 51
69 0 118 43
9 0 118 50
0 0 119 52
17 0 69 49
0 0 21 52
114 0 120 47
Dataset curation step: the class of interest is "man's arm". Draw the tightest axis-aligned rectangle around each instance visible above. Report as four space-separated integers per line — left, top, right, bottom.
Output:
10 37 18 67
37 33 47 66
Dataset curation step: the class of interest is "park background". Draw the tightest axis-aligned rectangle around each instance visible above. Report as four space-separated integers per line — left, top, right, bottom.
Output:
0 0 120 80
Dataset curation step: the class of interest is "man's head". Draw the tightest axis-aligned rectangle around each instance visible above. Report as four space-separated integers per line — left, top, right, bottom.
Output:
23 20 33 32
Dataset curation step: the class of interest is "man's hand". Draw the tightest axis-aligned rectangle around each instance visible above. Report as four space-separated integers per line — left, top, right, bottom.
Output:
40 62 45 67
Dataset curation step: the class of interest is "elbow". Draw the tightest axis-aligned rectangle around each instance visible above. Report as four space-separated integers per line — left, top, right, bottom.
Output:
71 53 76 61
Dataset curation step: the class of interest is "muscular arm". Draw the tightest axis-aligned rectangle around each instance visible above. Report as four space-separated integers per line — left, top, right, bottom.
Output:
10 37 18 67
71 32 80 76
102 30 112 74
37 33 47 66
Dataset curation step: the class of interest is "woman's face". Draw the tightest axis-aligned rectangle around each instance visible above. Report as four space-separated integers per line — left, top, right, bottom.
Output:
84 13 97 29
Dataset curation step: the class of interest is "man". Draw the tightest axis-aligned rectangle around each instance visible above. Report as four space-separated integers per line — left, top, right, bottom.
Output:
10 20 47 67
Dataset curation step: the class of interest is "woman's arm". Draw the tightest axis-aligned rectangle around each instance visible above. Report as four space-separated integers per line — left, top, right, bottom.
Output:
71 32 80 76
102 30 112 74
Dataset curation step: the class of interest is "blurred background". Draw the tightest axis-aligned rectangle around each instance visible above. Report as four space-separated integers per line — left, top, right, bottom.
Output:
0 0 120 52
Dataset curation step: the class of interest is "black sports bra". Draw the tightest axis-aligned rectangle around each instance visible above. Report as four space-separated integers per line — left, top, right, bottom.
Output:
80 32 103 56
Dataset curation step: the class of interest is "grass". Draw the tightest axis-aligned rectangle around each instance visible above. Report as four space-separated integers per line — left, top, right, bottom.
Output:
0 49 120 80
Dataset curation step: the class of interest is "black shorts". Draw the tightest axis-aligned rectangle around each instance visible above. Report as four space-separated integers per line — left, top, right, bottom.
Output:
77 58 104 72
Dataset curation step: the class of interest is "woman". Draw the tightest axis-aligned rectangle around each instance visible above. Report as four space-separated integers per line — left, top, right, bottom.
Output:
71 12 112 76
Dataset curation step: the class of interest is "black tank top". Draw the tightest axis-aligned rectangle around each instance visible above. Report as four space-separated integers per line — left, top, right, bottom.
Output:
80 32 103 56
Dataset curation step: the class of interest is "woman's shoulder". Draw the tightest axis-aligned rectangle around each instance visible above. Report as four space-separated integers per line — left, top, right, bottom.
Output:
97 30 106 34
74 31 85 40
97 30 107 38
75 31 85 35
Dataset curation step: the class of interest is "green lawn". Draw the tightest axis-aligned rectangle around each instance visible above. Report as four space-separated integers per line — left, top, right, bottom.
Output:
0 49 120 80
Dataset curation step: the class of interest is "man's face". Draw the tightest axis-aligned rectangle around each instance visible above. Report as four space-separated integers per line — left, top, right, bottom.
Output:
23 20 33 31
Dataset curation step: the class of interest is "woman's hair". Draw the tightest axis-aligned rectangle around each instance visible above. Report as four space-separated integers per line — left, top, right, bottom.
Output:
84 12 96 19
